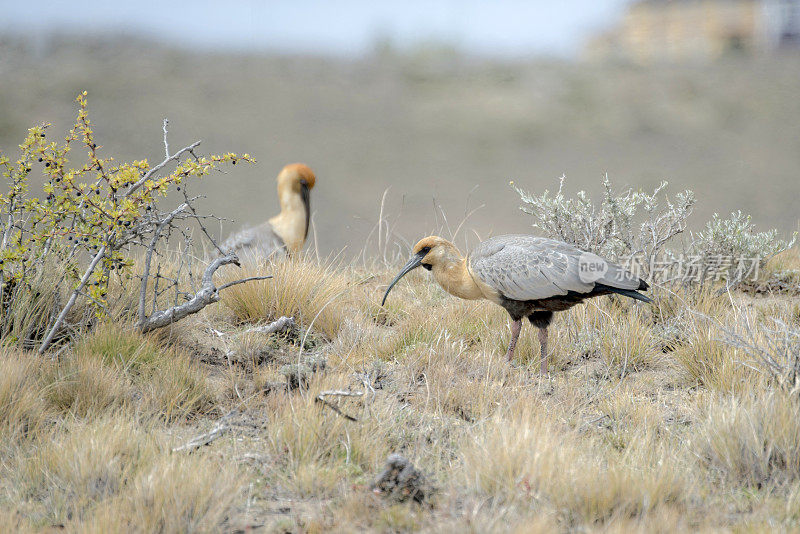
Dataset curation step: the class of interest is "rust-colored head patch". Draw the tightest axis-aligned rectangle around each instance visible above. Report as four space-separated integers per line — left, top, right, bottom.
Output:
279 163 316 189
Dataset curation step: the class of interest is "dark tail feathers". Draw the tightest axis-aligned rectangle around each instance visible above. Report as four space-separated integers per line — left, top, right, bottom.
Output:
595 282 653 304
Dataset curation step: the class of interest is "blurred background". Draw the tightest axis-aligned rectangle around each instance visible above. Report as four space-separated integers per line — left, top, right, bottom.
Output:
1 0 799 257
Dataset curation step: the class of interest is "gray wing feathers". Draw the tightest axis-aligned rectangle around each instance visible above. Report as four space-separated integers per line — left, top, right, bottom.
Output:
470 235 642 301
222 222 285 259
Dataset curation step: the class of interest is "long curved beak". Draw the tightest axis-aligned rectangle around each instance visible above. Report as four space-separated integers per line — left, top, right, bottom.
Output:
381 252 425 306
300 182 311 239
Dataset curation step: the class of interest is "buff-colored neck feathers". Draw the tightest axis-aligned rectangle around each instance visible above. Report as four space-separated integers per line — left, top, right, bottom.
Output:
269 163 315 255
412 236 486 301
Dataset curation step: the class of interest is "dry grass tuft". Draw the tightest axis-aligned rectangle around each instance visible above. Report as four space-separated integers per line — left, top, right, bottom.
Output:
0 254 95 351
2 323 217 423
697 391 800 489
220 255 355 338
0 349 51 444
462 408 688 524
600 311 658 373
672 319 763 394
0 415 241 531
74 323 217 421
108 453 242 532
44 351 133 418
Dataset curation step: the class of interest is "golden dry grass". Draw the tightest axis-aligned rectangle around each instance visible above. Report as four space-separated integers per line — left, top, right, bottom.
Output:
697 390 800 489
220 254 357 339
2 253 800 531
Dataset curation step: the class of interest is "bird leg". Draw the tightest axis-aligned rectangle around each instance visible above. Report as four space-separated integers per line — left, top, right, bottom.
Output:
538 327 549 375
505 319 522 362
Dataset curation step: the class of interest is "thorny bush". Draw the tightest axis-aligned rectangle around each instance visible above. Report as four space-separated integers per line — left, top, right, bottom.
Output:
0 92 254 349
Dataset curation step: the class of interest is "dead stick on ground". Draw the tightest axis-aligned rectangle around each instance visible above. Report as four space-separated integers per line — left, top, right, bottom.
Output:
318 390 365 398
315 390 364 422
315 397 359 422
242 316 295 335
172 410 237 453
206 316 294 341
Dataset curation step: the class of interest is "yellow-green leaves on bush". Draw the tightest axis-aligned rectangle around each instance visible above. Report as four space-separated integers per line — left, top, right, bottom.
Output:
0 92 253 346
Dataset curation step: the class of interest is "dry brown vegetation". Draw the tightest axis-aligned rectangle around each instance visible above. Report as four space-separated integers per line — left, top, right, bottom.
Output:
2 34 800 533
2 246 799 532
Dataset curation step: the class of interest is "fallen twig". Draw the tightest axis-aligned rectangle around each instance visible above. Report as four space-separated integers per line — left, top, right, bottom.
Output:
315 389 364 422
315 396 359 422
205 316 296 363
318 390 365 398
172 410 237 453
243 315 296 335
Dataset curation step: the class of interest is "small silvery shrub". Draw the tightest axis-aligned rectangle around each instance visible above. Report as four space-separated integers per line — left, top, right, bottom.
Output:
514 175 797 289
718 313 800 394
691 211 796 287
512 174 695 277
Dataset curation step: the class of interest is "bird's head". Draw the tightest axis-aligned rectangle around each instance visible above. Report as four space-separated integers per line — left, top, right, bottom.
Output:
381 236 460 306
277 163 316 193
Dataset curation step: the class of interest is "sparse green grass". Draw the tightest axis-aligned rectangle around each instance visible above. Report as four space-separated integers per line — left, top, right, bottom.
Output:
2 252 800 531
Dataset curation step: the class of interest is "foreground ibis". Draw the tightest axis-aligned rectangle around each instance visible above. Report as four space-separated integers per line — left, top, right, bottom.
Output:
381 235 651 374
222 163 316 260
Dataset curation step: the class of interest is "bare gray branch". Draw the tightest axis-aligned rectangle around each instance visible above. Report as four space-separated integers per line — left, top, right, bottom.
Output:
140 252 239 333
39 245 107 353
